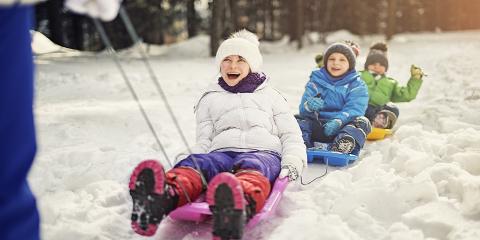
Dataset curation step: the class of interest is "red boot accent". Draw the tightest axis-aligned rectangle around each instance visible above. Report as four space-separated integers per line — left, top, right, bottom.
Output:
235 171 271 213
166 167 204 206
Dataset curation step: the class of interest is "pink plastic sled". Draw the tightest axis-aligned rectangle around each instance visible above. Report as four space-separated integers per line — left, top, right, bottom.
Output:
169 177 289 228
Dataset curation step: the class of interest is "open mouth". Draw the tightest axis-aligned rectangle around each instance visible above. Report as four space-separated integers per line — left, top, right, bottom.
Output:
226 73 241 80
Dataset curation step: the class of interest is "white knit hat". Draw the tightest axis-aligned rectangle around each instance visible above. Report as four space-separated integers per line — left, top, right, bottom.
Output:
215 29 263 72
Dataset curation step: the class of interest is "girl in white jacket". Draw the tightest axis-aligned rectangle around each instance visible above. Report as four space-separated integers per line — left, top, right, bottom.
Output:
129 30 306 239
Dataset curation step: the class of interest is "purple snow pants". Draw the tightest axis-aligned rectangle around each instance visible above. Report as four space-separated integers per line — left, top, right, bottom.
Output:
175 151 282 183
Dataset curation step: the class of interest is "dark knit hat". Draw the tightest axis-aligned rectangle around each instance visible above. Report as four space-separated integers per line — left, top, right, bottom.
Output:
323 42 357 71
364 42 389 71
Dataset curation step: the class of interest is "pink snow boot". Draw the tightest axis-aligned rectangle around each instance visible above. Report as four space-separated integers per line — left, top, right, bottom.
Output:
206 172 246 240
128 160 178 236
235 170 271 220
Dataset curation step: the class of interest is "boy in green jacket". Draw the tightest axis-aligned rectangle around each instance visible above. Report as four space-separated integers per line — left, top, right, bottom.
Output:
361 42 424 129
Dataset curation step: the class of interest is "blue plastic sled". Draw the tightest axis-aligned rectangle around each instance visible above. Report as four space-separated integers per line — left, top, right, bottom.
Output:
307 148 358 167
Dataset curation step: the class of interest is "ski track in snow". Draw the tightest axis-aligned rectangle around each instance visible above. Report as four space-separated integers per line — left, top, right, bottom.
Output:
31 31 480 240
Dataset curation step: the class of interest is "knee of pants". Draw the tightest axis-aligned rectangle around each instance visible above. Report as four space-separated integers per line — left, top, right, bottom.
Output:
297 118 313 133
338 125 367 148
233 152 281 183
175 153 234 181
353 116 372 134
297 119 314 148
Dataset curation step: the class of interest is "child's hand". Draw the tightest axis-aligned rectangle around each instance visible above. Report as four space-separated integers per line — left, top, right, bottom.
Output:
410 65 424 80
324 119 342 136
305 97 325 112
279 164 299 181
315 54 324 68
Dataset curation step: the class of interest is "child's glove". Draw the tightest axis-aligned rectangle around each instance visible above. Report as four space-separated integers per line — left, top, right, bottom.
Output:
279 155 304 182
315 54 324 68
305 97 325 112
323 119 342 136
410 65 424 80
279 165 299 181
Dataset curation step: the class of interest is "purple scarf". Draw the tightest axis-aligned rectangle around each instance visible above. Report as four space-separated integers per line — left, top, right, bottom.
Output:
218 72 267 93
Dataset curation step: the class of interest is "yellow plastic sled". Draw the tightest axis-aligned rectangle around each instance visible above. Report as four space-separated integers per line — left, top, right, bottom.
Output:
367 128 393 140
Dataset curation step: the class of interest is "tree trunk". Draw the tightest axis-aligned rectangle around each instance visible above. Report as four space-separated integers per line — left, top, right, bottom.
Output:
295 0 305 49
187 0 197 37
46 0 65 47
386 0 397 40
229 0 239 31
210 0 225 56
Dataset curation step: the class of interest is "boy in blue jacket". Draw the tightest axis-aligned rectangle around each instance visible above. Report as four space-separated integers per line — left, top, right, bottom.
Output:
297 42 371 155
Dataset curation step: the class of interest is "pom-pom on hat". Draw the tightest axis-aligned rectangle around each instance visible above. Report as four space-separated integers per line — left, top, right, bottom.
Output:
343 40 361 57
364 42 389 71
323 42 357 71
215 29 263 72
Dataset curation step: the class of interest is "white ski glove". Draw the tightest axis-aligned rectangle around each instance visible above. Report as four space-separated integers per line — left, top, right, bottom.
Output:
279 155 305 182
0 0 45 5
65 0 122 22
279 165 299 181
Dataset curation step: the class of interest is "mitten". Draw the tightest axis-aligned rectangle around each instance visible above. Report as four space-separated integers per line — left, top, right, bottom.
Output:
279 156 304 181
410 64 424 80
323 119 342 136
315 54 324 68
305 97 325 112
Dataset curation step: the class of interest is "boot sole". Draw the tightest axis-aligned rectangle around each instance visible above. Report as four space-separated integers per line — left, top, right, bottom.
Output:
331 135 356 154
207 173 245 240
129 160 165 236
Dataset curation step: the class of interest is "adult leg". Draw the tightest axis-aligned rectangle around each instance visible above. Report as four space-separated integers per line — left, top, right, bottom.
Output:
0 6 39 240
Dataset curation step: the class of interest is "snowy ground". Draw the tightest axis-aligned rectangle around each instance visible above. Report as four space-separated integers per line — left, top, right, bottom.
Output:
30 30 480 240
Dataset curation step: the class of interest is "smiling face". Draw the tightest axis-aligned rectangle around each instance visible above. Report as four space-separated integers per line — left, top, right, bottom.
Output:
326 52 350 77
220 55 251 86
367 62 387 75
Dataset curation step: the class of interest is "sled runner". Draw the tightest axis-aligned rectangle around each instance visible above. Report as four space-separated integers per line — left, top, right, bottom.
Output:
307 147 358 167
367 127 392 140
169 176 289 228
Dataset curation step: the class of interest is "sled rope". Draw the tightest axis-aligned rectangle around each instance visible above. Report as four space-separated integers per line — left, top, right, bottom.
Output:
300 158 330 185
92 19 171 166
118 7 193 155
118 7 207 186
92 10 208 187
300 165 328 185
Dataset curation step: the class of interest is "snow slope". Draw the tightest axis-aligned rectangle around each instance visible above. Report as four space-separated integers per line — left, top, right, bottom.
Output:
30 30 480 240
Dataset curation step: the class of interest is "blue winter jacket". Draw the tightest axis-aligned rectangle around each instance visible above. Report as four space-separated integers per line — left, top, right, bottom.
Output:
299 68 369 125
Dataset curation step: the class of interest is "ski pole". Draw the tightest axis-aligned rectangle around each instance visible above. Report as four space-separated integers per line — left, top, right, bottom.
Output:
117 6 208 188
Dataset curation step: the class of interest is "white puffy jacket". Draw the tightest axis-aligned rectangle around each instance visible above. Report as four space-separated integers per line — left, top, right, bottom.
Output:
177 78 307 176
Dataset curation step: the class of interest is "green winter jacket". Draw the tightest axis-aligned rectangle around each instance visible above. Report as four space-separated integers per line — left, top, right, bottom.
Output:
360 70 423 106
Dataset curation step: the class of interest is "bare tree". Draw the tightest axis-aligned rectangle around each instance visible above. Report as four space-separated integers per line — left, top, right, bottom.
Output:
386 0 397 40
210 0 226 56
